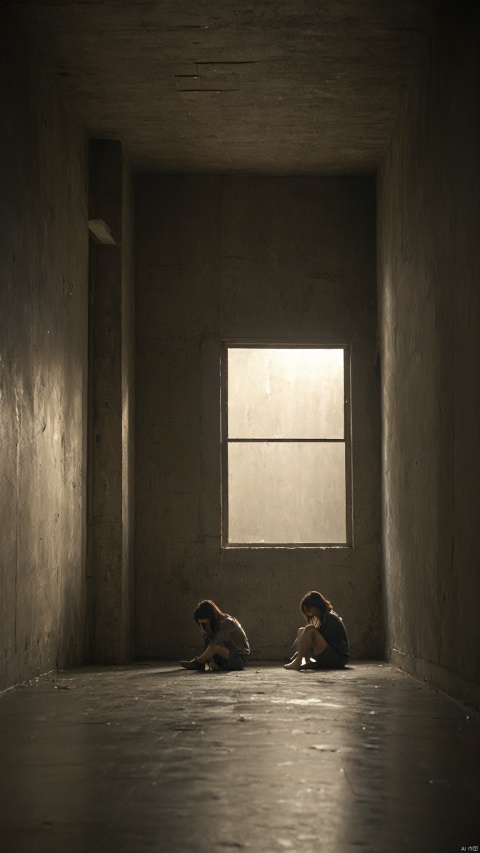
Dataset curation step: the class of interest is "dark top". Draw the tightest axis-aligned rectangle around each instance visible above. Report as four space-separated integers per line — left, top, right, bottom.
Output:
319 610 349 659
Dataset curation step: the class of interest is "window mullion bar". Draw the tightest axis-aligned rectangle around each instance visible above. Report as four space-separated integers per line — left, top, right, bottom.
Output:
227 437 345 443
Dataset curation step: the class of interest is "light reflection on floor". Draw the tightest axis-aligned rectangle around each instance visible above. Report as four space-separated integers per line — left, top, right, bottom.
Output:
0 662 478 853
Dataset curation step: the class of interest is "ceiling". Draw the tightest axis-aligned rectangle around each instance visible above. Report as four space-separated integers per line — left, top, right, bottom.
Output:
6 0 441 175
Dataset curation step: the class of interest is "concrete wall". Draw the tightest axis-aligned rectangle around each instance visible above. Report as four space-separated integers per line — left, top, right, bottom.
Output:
0 16 89 689
86 141 135 664
377 1 480 708
0 17 135 690
135 176 382 661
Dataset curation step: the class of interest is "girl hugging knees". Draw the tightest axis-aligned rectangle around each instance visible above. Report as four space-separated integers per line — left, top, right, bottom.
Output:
180 599 250 672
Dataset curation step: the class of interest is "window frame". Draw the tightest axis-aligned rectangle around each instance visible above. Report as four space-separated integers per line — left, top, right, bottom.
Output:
220 341 353 549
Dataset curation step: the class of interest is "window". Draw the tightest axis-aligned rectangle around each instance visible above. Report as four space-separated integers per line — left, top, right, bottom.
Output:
221 344 352 547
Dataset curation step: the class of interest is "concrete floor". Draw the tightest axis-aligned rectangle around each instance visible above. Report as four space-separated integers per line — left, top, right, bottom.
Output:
0 663 478 853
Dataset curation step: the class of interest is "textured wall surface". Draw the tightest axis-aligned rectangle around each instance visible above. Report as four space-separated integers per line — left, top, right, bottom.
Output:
135 176 382 661
378 1 480 707
87 141 135 664
0 17 89 689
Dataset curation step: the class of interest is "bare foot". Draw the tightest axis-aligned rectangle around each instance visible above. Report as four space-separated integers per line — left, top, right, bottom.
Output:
284 655 302 670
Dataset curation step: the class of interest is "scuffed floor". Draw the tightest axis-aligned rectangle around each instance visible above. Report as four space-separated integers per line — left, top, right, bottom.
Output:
0 662 478 852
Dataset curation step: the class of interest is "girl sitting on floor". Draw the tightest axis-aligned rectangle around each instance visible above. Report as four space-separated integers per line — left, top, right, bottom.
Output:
180 599 250 671
284 590 349 670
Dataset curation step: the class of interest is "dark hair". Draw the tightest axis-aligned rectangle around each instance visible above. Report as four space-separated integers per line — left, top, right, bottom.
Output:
300 590 332 620
193 599 226 635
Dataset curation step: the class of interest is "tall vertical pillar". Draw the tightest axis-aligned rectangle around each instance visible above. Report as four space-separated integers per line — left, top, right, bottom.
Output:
87 139 134 662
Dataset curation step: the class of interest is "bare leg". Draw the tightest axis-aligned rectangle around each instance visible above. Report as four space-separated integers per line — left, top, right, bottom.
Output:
181 642 230 670
196 643 230 666
294 627 306 645
284 625 327 670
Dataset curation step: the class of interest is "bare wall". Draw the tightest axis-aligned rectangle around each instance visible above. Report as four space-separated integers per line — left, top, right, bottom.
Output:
0 14 89 689
377 0 480 707
135 176 382 661
86 141 135 664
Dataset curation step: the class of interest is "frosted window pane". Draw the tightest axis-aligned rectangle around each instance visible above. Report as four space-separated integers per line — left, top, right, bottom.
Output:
228 442 346 544
228 348 344 439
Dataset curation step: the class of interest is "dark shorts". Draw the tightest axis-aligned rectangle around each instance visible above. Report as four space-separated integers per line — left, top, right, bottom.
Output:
311 645 348 670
